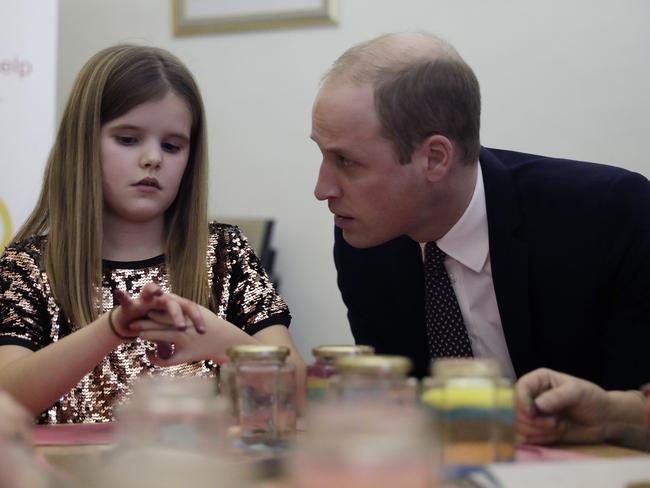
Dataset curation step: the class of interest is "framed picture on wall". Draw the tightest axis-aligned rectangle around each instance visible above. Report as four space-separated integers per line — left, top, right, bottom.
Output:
172 0 339 35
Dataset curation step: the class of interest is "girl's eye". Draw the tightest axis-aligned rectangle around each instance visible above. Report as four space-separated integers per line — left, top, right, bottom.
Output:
115 135 137 145
162 142 181 153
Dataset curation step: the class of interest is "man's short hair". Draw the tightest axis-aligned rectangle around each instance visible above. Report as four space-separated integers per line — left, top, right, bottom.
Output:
324 33 481 165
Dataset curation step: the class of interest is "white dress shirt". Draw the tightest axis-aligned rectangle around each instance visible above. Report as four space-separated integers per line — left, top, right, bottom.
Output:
420 164 516 379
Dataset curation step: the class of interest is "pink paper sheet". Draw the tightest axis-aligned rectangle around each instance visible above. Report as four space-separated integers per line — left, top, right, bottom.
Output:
32 422 115 446
516 444 596 462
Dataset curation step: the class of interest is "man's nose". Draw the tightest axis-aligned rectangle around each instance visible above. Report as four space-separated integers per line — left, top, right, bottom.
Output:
314 162 341 201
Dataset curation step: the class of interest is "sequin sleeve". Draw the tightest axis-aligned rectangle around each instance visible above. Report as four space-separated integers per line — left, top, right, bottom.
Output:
210 223 291 335
0 237 52 351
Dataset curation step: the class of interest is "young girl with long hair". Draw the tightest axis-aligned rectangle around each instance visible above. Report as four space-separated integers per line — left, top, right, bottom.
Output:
0 44 304 423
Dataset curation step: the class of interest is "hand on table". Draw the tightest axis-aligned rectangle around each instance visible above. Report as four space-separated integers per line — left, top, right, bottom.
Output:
516 368 613 444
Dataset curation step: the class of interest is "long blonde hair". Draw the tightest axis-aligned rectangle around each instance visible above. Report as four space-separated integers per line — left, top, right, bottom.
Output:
14 45 210 326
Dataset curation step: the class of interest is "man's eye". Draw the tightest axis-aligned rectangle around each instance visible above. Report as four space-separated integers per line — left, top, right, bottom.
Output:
336 154 353 168
162 142 181 153
115 135 137 145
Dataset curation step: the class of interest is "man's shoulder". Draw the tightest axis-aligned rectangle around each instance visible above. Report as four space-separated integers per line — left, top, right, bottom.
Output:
481 146 648 194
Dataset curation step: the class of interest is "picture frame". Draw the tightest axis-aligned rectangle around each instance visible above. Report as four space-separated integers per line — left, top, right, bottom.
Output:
172 0 339 36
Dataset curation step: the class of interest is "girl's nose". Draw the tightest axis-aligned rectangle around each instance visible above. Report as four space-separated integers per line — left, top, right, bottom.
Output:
139 144 162 169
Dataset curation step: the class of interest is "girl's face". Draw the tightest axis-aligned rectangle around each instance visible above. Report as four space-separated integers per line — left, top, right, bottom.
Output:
100 91 192 227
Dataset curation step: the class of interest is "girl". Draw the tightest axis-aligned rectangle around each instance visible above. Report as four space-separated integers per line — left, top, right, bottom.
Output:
0 45 304 424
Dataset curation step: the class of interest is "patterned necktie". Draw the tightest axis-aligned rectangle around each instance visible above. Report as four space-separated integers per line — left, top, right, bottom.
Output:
424 242 473 358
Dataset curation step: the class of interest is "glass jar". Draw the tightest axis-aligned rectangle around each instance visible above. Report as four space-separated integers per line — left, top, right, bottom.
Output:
290 402 439 488
102 376 243 488
495 377 516 462
115 376 228 453
224 344 297 449
422 358 514 468
307 345 374 403
331 354 417 404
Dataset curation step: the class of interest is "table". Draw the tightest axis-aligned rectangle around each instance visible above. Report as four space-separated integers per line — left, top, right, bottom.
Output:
33 423 649 487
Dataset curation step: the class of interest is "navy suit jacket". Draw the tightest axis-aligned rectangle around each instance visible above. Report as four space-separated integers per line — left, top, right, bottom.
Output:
334 147 650 390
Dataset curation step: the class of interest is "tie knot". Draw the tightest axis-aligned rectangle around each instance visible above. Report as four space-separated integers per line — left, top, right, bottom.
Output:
425 242 446 267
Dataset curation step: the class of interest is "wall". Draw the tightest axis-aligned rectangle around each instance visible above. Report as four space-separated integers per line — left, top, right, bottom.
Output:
57 0 650 359
0 0 57 251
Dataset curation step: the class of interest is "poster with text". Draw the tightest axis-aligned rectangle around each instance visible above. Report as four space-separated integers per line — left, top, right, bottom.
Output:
0 0 57 251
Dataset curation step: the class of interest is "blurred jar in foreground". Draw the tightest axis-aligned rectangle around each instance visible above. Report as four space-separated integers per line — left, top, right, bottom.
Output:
115 376 229 454
103 377 245 488
290 402 439 488
93 446 249 488
306 345 374 403
0 443 62 488
421 358 515 468
223 345 297 449
495 377 516 461
330 354 418 404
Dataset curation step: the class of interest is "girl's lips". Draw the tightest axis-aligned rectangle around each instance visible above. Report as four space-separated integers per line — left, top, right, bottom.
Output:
133 184 160 193
134 177 161 189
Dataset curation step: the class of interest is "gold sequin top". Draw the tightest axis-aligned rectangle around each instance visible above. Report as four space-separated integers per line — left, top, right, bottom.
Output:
0 222 290 424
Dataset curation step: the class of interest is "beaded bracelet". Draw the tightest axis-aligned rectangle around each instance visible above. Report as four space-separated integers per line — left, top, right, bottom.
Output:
108 307 133 341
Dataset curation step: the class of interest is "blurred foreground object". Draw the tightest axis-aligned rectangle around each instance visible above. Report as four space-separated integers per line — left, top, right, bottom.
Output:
422 358 515 468
291 402 439 488
87 376 246 488
0 390 32 445
306 344 374 403
115 376 229 452
0 391 67 488
330 354 418 404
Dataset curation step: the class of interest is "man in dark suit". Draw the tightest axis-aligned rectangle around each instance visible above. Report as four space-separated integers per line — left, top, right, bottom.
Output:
311 32 650 390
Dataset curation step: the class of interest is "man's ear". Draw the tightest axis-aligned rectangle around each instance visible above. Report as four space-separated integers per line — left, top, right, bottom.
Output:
418 134 454 183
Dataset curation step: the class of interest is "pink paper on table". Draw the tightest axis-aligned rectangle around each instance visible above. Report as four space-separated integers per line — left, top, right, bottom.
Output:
32 422 115 446
516 444 596 462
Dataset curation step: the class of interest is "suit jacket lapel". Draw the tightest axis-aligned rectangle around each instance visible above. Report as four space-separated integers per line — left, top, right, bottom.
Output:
480 148 537 377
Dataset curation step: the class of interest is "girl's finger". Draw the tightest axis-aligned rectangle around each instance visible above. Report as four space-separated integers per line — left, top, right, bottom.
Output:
140 283 164 303
166 293 206 334
113 289 133 307
138 329 185 343
146 310 176 325
158 295 186 330
179 303 205 334
129 318 178 332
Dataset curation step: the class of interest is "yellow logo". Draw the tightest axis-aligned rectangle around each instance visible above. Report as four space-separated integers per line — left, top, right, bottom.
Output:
0 199 13 253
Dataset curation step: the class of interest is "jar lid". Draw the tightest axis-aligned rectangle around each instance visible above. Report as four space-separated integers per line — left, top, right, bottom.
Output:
312 344 375 360
226 344 290 362
335 355 412 375
431 358 502 378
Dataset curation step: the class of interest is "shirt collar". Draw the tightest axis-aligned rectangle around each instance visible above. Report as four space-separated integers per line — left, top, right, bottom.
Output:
436 163 489 273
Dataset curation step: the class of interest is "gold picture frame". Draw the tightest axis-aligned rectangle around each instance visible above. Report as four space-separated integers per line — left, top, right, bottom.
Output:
172 0 339 36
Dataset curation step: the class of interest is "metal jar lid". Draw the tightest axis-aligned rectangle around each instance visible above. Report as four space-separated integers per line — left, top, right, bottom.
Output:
312 345 375 360
431 358 502 379
226 344 290 362
335 354 412 376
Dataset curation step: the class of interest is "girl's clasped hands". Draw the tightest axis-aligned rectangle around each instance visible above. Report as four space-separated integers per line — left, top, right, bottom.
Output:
110 283 228 365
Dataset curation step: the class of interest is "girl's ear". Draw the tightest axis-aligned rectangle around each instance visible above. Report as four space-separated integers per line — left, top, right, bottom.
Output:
418 134 454 183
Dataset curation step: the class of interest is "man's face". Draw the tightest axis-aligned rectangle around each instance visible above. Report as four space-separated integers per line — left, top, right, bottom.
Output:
312 82 428 248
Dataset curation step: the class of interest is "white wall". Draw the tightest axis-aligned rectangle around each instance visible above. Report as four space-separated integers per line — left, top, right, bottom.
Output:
0 0 57 250
57 0 650 360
